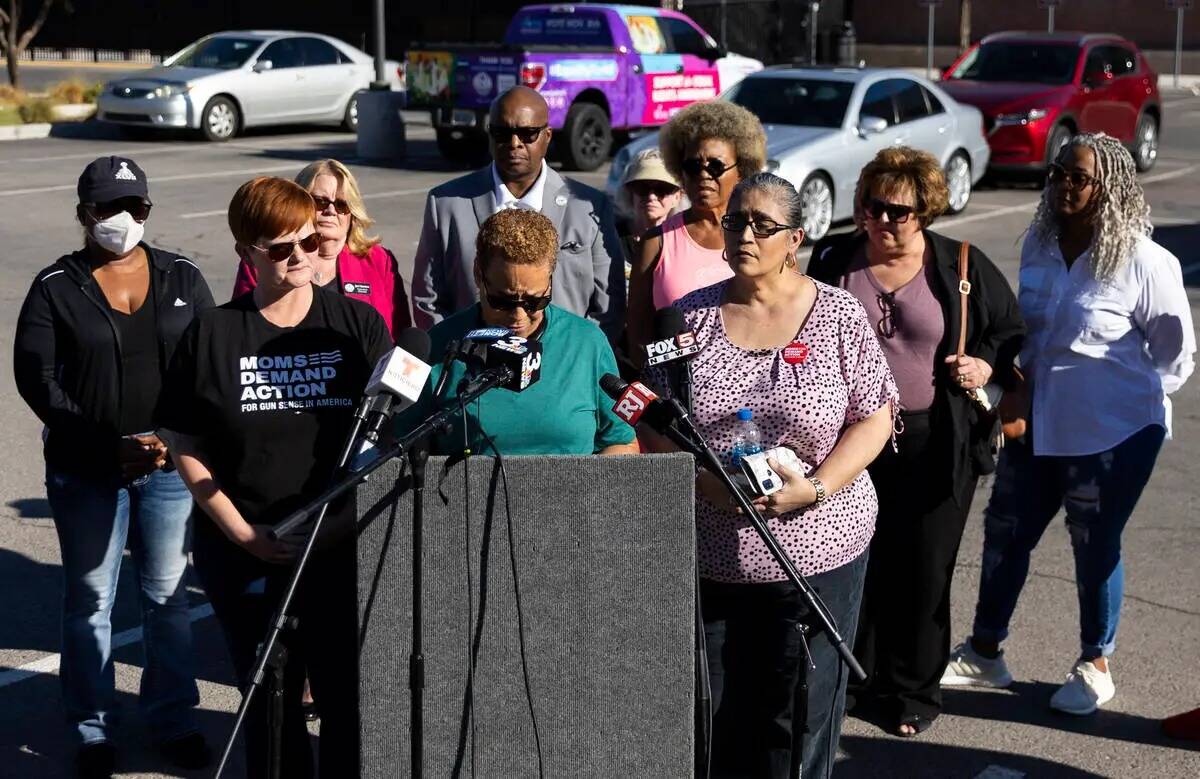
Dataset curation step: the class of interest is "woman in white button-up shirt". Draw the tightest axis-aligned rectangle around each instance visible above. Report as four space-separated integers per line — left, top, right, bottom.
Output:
943 133 1195 716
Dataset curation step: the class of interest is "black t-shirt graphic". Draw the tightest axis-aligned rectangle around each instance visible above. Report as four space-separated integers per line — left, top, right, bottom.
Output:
159 287 392 544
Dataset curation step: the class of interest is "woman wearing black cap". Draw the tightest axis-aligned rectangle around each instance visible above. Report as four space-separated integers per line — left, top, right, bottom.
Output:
14 156 214 777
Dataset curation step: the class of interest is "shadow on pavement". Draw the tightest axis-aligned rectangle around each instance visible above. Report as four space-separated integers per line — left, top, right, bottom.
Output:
836 733 1108 777
1152 223 1200 287
5 498 51 520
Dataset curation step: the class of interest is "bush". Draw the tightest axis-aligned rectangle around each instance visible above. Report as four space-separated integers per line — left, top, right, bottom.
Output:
0 84 26 107
48 79 101 104
18 98 55 124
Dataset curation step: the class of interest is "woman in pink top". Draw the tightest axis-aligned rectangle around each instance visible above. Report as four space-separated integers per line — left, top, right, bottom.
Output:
233 159 412 338
626 101 765 359
647 173 898 778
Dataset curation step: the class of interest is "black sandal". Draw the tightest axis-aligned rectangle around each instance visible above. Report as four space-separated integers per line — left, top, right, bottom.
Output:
895 713 935 737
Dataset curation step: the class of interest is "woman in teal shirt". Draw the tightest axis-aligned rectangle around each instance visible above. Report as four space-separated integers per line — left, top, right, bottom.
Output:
411 209 638 456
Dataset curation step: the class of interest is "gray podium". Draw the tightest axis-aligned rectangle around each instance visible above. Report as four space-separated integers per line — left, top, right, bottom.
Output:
357 454 696 778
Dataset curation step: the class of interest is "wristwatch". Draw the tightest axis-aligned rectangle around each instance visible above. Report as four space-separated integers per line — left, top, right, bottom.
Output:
807 477 827 506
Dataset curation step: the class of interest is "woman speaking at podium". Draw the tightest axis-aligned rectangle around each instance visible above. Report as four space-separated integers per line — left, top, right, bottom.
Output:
408 209 638 457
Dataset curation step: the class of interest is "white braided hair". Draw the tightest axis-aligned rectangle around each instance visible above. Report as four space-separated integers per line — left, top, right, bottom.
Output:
1029 132 1152 282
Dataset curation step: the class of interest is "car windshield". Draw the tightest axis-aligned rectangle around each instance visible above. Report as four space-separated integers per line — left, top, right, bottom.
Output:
166 37 260 70
948 43 1078 85
725 77 853 128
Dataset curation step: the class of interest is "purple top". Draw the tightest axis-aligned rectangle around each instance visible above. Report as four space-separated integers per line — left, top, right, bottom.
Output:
839 254 945 412
660 280 899 582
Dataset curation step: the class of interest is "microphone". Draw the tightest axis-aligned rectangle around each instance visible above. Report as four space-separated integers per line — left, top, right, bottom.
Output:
432 327 513 403
599 373 687 434
459 334 543 392
351 328 433 470
646 306 698 412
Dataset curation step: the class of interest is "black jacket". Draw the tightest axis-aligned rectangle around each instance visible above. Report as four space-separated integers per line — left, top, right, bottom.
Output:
807 229 1025 496
14 243 215 478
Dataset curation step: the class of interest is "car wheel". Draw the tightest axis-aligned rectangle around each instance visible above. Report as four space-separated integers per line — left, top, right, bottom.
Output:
342 92 361 132
435 128 488 166
799 173 833 244
1044 123 1072 168
945 152 972 214
1132 113 1158 172
201 96 238 142
560 102 611 172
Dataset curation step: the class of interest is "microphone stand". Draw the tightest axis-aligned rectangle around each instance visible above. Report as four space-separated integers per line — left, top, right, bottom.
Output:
409 443 429 779
651 403 865 779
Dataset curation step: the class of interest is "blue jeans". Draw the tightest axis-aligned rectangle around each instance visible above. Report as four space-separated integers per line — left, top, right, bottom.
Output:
971 425 1165 660
46 466 200 746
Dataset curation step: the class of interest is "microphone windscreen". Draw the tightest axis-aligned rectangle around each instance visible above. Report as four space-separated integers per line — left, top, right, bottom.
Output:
653 306 686 340
395 327 432 362
599 373 628 401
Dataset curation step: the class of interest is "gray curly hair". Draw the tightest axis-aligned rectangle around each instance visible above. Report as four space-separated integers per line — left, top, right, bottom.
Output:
1029 132 1151 282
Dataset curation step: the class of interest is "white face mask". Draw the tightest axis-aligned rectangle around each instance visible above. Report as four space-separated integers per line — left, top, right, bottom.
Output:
90 210 144 255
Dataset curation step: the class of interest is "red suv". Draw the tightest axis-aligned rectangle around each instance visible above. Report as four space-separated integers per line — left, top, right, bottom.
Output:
939 32 1160 172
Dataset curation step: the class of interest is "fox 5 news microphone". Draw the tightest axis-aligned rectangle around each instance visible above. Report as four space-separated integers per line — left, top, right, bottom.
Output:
644 306 698 412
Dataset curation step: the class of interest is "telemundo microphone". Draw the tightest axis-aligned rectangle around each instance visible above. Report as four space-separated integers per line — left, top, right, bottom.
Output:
644 306 699 412
350 327 433 471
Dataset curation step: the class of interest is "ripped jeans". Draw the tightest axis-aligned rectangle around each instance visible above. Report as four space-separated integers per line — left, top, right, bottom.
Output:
971 425 1165 660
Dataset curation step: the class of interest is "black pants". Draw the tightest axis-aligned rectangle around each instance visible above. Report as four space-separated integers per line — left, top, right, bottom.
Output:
193 527 359 779
703 550 867 779
850 410 976 723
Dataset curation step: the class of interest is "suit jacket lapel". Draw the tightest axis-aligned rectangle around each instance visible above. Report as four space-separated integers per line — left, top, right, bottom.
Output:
540 167 569 236
470 166 497 227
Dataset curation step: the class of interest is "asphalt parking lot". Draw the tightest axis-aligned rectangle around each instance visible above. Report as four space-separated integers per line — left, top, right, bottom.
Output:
0 95 1197 778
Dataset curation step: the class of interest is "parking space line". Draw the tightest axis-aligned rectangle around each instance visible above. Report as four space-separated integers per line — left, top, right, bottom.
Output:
1140 163 1199 185
0 603 214 690
0 163 303 197
180 185 431 219
0 147 182 165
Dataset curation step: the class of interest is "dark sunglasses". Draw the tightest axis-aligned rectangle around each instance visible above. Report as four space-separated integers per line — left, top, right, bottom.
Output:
876 291 899 339
1047 163 1098 190
480 277 553 314
681 157 736 180
721 213 796 238
312 195 351 215
253 232 321 262
628 181 679 200
86 199 152 223
488 124 547 144
862 197 916 224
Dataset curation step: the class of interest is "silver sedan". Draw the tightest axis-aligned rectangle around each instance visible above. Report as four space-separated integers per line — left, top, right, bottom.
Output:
97 31 402 141
607 67 990 243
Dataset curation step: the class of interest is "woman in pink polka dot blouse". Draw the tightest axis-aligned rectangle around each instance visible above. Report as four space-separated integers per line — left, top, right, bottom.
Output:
648 172 898 778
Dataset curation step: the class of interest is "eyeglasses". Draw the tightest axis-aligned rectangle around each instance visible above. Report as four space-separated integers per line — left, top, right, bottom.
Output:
1047 163 1098 190
480 276 553 314
312 195 351 215
85 199 152 223
876 291 899 339
681 157 736 180
488 124 547 144
628 181 679 200
253 232 320 262
862 197 916 224
721 213 796 238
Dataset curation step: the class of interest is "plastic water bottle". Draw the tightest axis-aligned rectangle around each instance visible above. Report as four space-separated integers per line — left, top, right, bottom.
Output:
730 408 763 468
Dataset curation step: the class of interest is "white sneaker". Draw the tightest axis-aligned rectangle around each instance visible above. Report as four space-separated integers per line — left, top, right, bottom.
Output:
941 640 1014 688
1049 660 1115 715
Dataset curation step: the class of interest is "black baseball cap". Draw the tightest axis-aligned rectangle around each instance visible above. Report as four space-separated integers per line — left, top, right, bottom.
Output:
77 156 151 205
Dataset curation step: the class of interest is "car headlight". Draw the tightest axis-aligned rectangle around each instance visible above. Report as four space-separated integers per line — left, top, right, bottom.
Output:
993 108 1048 128
151 84 191 99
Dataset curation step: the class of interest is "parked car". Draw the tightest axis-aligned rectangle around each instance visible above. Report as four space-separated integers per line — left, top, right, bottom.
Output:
97 31 403 141
406 3 762 170
940 31 1161 172
606 67 990 243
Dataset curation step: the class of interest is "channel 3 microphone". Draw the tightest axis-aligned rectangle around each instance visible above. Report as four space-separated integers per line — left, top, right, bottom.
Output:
432 326 514 401
352 328 432 470
644 306 699 410
460 333 543 392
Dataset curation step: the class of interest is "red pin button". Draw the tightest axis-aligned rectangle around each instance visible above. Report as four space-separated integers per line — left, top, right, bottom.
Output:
782 342 809 365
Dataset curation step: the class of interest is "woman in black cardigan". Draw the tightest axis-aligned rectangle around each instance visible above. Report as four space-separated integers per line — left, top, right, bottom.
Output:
807 147 1024 737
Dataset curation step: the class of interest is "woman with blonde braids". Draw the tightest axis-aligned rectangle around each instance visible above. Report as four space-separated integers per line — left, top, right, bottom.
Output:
943 133 1195 715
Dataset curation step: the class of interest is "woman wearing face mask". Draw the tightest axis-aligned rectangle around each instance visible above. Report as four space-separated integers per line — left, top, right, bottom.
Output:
14 156 215 778
626 102 765 359
233 158 412 337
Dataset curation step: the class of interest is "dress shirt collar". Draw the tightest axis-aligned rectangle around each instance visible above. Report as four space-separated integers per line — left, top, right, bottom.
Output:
491 160 548 213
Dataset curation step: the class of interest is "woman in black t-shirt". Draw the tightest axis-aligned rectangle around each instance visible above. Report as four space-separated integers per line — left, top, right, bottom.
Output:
159 177 391 779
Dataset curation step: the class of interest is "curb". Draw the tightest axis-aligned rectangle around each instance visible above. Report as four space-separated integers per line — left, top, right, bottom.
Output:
0 123 51 141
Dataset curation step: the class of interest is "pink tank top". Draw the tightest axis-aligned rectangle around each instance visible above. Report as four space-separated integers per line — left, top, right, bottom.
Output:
652 213 734 310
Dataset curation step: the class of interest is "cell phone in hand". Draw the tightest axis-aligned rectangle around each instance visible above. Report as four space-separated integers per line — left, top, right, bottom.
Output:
739 447 806 497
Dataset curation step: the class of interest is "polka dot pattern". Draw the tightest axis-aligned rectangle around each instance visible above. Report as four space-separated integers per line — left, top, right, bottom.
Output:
657 280 900 583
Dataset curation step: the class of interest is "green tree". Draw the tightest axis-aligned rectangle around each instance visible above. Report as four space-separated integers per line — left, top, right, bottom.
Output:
959 0 972 53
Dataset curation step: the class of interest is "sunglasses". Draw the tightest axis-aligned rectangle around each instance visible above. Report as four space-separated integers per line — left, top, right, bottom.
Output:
628 181 679 200
312 195 351 215
480 277 552 314
1047 163 1098 190
253 232 320 262
876 291 899 339
721 213 796 238
862 197 916 224
488 124 547 144
681 157 736 180
86 199 152 223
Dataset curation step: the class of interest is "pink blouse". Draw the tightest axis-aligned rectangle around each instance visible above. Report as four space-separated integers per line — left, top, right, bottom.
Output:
652 212 734 310
663 280 899 582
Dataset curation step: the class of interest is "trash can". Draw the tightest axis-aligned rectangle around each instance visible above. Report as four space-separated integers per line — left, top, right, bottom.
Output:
837 22 857 67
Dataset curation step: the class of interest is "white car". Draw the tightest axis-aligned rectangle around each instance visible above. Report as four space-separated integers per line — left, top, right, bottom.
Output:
608 67 991 242
97 31 403 141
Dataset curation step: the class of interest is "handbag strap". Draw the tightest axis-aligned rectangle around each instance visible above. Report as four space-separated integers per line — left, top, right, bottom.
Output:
956 241 971 358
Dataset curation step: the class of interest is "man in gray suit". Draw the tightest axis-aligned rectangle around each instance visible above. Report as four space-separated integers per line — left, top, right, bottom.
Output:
411 86 625 339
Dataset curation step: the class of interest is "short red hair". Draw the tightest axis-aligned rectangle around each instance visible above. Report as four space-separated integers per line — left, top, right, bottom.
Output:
228 176 314 245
